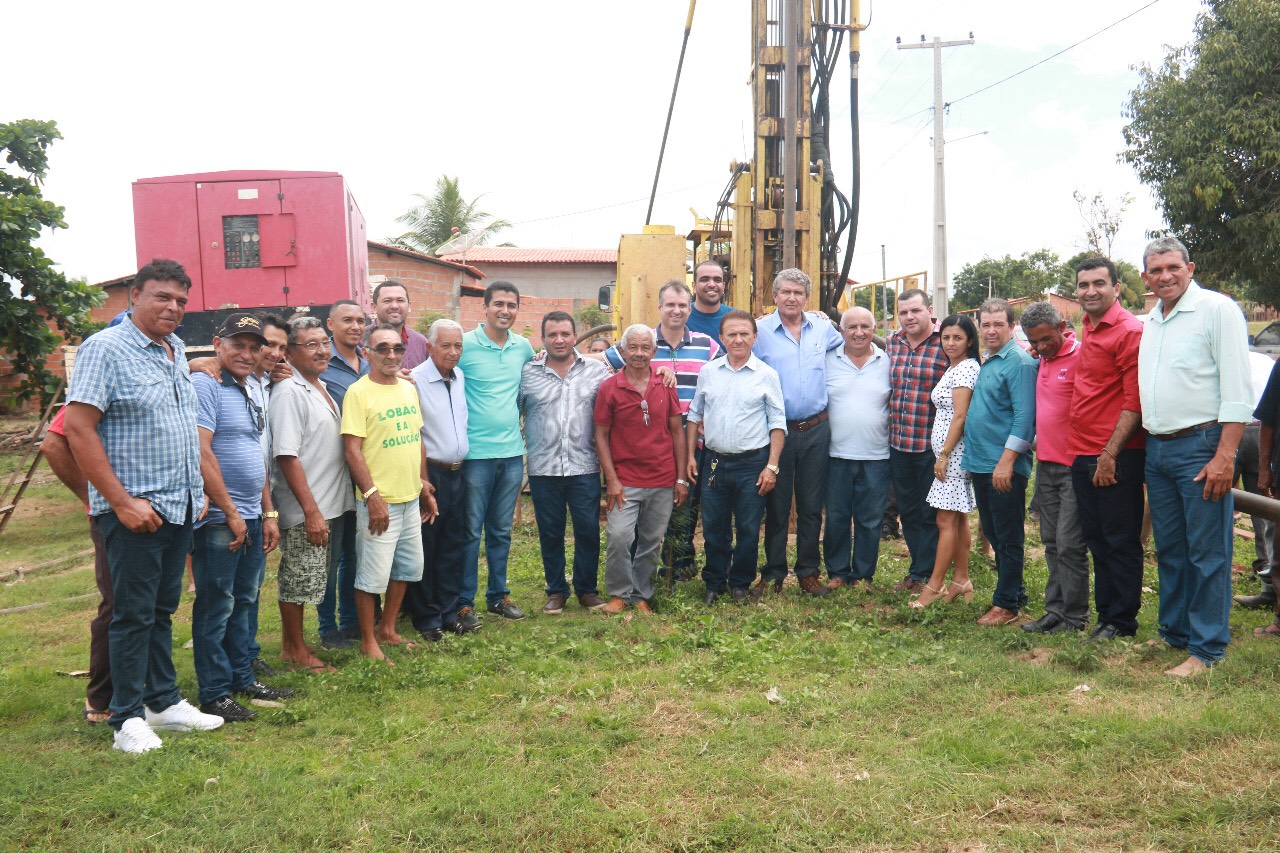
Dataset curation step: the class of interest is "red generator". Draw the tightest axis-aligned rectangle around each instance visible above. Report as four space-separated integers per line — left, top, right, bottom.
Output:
132 170 369 343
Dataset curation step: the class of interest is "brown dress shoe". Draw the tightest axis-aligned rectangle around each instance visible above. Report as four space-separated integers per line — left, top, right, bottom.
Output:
750 577 782 599
577 593 606 610
977 606 1018 626
825 578 847 591
892 577 923 593
600 597 628 615
634 600 654 616
543 594 567 615
798 575 830 597
852 578 875 592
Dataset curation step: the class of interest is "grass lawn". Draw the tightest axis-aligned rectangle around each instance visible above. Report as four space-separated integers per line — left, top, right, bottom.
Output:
2 441 1280 851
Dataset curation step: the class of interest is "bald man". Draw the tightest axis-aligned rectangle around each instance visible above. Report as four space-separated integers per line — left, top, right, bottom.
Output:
822 307 892 589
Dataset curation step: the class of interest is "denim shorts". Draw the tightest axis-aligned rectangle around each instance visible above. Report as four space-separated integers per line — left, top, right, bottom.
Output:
354 499 424 593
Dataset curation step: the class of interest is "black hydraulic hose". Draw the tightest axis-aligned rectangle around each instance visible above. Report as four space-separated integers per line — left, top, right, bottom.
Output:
646 0 697 225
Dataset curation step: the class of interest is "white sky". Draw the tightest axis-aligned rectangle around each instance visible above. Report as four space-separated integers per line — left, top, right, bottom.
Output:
10 0 1205 293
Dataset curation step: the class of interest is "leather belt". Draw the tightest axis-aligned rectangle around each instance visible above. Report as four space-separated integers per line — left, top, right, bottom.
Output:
714 446 768 461
787 410 828 432
1151 421 1218 441
427 458 464 471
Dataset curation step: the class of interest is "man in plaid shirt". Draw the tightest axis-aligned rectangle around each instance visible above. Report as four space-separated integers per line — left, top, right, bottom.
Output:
886 289 949 593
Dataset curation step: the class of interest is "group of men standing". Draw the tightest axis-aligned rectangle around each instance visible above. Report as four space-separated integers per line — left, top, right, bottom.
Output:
54 237 1260 755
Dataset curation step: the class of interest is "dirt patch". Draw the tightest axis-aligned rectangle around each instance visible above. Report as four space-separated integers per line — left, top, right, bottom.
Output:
1018 647 1054 665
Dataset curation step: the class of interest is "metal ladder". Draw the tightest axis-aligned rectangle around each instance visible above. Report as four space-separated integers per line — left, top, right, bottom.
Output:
0 378 66 537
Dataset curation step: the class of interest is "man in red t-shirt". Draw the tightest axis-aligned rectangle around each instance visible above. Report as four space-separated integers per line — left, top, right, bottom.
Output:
594 324 688 614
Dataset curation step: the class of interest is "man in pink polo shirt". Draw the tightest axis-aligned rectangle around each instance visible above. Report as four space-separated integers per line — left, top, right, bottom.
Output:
594 324 688 615
1021 302 1089 634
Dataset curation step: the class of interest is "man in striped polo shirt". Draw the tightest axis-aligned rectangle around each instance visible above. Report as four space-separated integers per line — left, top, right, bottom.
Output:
604 280 720 583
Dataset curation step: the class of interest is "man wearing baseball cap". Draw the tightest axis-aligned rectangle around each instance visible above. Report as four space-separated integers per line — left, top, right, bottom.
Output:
190 313 291 723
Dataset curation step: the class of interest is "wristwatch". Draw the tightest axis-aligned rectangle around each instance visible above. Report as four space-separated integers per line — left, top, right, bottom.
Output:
676 479 690 488
765 464 780 475
264 511 279 519
362 485 379 500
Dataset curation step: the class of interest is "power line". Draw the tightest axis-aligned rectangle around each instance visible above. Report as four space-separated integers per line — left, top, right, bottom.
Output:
950 0 1166 106
876 115 933 170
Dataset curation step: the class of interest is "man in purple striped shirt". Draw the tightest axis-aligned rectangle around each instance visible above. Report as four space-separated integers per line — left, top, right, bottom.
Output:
373 280 429 370
886 289 949 593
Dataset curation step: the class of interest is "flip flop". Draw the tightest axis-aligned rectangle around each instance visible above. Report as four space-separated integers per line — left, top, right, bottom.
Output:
83 707 110 725
1254 622 1280 637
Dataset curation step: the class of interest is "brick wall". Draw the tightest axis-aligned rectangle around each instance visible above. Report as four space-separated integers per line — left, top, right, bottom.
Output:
368 248 471 318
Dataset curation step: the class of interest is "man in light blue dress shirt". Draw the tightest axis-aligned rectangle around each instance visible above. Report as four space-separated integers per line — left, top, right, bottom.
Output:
1137 237 1253 677
751 269 843 598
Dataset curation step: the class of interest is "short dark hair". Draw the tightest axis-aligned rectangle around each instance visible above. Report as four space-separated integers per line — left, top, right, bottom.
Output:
938 314 980 361
979 298 1014 325
720 308 757 334
372 280 409 304
134 258 191 293
898 288 930 309
258 312 288 336
658 280 693 303
695 260 726 278
331 298 361 311
1076 256 1119 285
541 310 576 337
485 280 520 306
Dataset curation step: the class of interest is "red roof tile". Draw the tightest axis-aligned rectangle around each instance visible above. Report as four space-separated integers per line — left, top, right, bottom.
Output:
439 247 617 264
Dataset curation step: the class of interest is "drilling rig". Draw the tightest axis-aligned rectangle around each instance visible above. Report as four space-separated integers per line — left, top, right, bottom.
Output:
612 0 866 329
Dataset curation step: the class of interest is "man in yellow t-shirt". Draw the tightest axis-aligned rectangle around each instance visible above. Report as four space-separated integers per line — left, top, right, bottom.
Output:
341 324 438 665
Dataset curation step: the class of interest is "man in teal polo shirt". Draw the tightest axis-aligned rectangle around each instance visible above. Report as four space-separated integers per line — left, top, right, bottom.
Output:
963 298 1037 627
458 281 536 623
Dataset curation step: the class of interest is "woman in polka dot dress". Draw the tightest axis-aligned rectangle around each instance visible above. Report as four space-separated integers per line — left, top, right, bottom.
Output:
912 315 981 609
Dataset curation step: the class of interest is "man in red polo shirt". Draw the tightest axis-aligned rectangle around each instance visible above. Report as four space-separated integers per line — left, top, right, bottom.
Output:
1068 257 1146 641
594 324 688 615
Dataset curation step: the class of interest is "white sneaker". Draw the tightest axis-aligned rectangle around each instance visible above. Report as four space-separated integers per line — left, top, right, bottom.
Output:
145 698 225 732
113 717 163 754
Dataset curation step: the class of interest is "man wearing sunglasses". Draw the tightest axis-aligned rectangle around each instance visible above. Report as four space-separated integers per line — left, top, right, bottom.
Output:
190 313 288 723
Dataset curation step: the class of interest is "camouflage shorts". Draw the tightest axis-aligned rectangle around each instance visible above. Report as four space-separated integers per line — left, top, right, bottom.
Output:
278 523 332 605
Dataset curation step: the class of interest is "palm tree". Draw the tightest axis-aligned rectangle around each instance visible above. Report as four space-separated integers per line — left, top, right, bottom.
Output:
388 175 511 255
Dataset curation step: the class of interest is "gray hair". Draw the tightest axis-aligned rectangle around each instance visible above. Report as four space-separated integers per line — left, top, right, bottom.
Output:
1143 236 1190 268
621 323 657 348
772 268 812 297
287 315 324 346
1018 301 1061 332
427 318 463 344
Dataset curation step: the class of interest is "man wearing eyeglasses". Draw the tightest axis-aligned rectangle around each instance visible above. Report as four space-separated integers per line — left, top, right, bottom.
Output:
594 324 687 614
342 324 439 665
270 317 352 672
190 313 288 723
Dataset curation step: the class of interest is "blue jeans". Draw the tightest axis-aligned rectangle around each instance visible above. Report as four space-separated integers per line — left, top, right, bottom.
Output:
763 420 828 582
890 448 940 581
99 509 191 729
317 510 358 637
405 466 468 631
462 456 525 608
701 449 769 593
1146 426 1233 664
192 519 266 704
823 457 891 582
971 471 1028 613
529 473 601 598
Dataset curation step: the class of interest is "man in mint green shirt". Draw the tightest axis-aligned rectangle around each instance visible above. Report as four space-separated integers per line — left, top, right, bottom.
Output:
963 298 1037 628
458 281 536 624
1138 237 1252 677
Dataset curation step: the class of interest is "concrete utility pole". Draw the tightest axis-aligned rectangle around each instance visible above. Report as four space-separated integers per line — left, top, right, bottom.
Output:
898 34 974 318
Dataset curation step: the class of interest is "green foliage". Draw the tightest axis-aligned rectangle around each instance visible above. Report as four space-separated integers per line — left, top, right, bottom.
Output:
388 175 512 256
1123 0 1280 304
412 309 451 336
0 120 103 403
949 249 1070 313
1063 251 1147 311
573 303 608 336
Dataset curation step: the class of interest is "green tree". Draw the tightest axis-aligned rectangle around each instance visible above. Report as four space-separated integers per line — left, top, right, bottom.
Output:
389 175 512 255
949 249 1070 313
1123 0 1280 303
0 119 102 403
